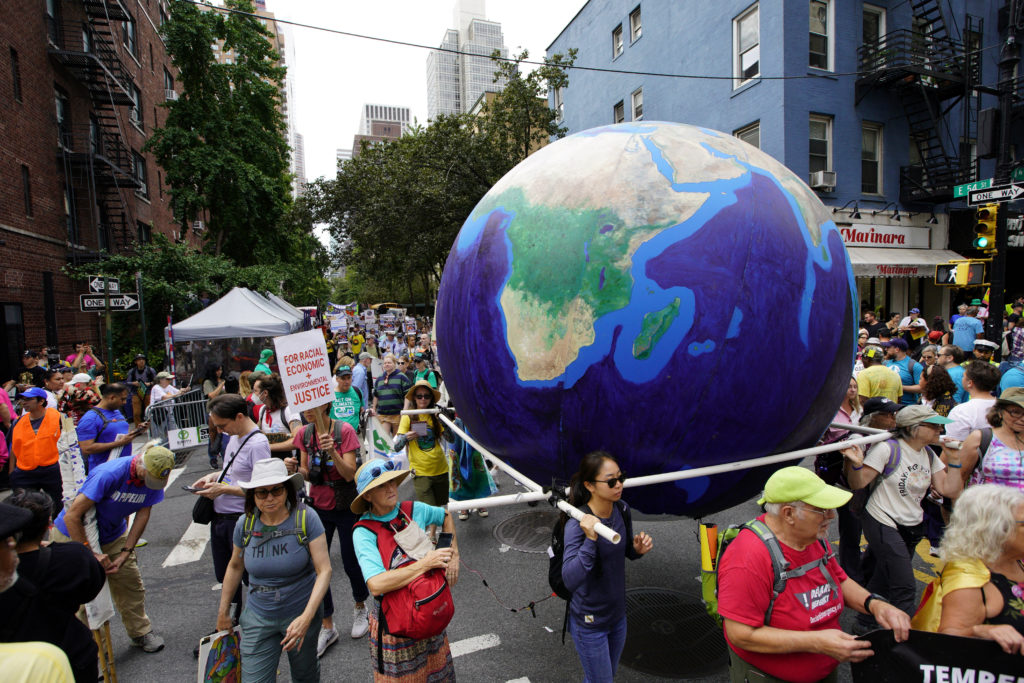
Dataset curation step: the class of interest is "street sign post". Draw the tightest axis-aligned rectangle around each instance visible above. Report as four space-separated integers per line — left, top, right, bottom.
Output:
954 178 993 198
80 293 140 312
967 183 1024 206
87 276 120 294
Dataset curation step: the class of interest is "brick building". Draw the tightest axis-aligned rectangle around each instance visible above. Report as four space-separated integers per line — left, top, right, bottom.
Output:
0 0 182 381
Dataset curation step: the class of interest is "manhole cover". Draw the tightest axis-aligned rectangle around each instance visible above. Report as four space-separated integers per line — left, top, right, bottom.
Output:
621 588 727 678
492 509 560 553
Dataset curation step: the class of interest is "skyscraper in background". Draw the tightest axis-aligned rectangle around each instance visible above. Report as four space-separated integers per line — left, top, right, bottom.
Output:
358 104 411 136
426 0 508 120
292 132 306 196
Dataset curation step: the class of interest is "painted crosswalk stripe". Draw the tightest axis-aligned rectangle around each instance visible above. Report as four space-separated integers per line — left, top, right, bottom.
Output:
505 678 531 683
162 521 210 567
450 633 500 658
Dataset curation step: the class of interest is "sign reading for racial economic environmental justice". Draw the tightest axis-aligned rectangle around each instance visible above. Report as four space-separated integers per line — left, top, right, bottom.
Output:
273 329 334 412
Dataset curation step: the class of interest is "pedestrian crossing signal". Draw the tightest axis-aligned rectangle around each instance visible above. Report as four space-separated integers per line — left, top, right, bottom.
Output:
935 262 986 286
974 204 997 251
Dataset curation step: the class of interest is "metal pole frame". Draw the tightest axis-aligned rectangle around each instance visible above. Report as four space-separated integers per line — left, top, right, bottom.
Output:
402 409 893 544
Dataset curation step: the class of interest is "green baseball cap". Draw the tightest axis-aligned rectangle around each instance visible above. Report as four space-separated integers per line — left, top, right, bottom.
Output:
757 466 852 509
141 445 175 490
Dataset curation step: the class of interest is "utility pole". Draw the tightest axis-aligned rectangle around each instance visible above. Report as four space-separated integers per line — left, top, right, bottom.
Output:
986 0 1021 348
103 275 114 377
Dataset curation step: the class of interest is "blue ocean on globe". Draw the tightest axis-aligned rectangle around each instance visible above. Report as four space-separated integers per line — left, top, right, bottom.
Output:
436 121 856 516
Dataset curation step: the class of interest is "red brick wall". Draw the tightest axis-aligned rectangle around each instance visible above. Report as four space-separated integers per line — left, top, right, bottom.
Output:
0 0 186 370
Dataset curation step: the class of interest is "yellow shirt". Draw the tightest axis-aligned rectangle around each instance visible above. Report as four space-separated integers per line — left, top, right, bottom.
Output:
0 642 74 683
398 414 448 477
857 364 903 403
350 333 364 355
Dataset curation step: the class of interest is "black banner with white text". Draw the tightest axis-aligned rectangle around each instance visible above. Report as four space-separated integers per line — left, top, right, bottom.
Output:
851 629 1023 683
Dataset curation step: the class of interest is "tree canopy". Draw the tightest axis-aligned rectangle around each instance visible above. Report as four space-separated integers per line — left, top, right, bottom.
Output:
311 49 576 305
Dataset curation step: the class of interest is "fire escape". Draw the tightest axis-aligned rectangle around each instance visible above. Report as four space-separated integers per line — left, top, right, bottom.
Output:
855 0 977 205
47 0 140 265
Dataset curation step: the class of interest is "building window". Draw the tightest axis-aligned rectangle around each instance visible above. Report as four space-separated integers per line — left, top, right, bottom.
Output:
809 114 832 174
133 151 148 198
45 0 59 44
734 4 760 86
629 6 642 42
10 48 22 102
862 4 885 47
89 115 100 155
809 1 831 70
137 221 152 244
612 25 624 59
64 187 77 244
613 100 625 123
164 68 175 92
553 87 564 121
631 88 643 120
149 43 154 72
734 121 760 149
130 83 142 128
55 86 71 148
159 3 167 27
21 165 32 217
123 14 138 58
861 123 882 194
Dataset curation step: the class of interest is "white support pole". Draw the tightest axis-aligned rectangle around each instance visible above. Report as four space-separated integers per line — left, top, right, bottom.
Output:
430 411 621 544
446 490 550 512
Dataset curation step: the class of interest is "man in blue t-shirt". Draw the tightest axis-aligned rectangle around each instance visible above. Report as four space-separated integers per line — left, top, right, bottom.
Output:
52 445 174 653
938 345 969 403
77 382 146 473
1000 365 1024 393
951 306 984 352
883 338 923 405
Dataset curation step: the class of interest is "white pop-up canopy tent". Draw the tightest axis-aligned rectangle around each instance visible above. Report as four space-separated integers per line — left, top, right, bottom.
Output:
170 287 303 341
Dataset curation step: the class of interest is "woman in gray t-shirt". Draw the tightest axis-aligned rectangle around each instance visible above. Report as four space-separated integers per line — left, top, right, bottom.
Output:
217 458 331 682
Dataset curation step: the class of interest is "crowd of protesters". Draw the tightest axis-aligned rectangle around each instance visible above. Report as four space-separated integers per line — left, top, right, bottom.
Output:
4 293 1024 682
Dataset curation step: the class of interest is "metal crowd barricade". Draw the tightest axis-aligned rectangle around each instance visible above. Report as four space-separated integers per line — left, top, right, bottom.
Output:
145 386 210 452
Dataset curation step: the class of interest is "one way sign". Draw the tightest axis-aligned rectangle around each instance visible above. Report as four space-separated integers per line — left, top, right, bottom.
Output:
967 183 1024 206
80 293 139 312
88 276 120 294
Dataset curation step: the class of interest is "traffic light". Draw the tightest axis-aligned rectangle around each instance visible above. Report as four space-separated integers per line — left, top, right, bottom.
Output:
935 261 987 286
974 204 997 251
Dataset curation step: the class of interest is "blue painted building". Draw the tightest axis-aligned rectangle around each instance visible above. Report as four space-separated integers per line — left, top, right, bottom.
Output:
547 0 1023 319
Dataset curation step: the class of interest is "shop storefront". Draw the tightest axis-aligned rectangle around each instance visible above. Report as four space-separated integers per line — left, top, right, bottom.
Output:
838 221 959 322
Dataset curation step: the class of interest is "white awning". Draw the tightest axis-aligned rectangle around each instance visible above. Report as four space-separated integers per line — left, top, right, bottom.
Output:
846 247 967 279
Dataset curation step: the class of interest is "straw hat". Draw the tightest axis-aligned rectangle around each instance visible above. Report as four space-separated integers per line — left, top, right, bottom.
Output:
405 379 440 404
350 458 411 514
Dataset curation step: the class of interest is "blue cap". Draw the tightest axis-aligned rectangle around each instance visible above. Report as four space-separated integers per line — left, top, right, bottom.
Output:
16 387 47 400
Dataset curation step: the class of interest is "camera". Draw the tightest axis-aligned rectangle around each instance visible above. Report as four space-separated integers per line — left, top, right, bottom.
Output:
309 453 325 485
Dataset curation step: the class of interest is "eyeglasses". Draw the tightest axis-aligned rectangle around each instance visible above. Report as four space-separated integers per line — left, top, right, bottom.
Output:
366 459 397 481
254 484 286 499
797 504 835 519
414 393 432 400
1003 407 1024 420
590 474 626 487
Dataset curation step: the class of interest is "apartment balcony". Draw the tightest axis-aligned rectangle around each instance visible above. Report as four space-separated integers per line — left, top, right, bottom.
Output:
47 19 135 106
59 125 139 189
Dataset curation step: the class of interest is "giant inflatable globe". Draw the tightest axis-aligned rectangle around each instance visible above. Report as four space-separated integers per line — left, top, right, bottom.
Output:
435 122 856 516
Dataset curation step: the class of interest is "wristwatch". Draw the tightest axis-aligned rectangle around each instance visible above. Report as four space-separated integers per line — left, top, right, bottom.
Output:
863 593 885 614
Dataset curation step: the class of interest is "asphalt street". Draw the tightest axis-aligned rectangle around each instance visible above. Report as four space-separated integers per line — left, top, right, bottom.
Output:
85 449 942 683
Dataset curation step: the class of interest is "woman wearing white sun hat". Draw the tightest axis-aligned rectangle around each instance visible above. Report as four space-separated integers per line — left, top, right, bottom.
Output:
217 458 332 682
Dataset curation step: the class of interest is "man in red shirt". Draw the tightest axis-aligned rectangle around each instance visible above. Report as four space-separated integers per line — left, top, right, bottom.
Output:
717 467 910 683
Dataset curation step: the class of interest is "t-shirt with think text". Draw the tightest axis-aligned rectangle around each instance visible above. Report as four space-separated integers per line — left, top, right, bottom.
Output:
233 506 325 618
54 455 165 544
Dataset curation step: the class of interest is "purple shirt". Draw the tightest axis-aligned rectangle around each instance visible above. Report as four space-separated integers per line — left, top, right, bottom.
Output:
214 430 270 514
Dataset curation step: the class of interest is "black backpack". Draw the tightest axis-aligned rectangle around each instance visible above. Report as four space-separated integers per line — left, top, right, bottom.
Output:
547 500 631 640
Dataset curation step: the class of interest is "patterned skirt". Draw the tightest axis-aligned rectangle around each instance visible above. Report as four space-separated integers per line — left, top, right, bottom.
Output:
367 608 455 682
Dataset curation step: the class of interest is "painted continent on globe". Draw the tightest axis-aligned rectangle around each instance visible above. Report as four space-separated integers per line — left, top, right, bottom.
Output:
436 122 856 516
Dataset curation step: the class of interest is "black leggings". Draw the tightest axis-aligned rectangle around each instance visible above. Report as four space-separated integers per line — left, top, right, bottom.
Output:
857 513 923 624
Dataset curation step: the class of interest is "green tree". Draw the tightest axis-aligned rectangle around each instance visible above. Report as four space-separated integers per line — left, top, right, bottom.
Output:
147 0 292 263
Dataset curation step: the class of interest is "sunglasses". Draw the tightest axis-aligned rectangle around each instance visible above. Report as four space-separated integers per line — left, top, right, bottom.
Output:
590 474 626 487
254 484 287 499
414 393 433 399
366 459 397 481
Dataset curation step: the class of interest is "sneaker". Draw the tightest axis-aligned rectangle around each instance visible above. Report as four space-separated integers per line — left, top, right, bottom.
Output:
458 510 469 521
316 627 338 658
135 538 148 548
131 631 165 653
351 605 369 639
477 508 488 518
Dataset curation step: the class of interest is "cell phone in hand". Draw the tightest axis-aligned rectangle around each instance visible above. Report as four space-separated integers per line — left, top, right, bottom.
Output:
182 485 200 492
435 532 453 549
411 421 428 437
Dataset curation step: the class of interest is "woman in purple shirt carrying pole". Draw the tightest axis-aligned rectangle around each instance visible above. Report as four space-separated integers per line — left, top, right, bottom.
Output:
562 451 654 683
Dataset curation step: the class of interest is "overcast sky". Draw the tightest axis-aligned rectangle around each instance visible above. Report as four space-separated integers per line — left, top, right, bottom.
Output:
262 0 586 185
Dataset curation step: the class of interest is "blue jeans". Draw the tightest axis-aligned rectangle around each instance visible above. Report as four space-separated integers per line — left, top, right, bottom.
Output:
239 604 322 682
569 615 628 683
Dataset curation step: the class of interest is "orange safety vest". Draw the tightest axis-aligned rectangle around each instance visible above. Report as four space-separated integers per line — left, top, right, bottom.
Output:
11 408 61 470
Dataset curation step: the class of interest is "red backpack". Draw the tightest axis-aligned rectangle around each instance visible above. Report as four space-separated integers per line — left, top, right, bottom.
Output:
354 501 454 657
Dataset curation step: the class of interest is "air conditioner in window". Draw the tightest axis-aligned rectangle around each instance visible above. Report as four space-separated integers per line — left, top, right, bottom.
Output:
809 170 836 190
192 220 205 233
165 89 178 101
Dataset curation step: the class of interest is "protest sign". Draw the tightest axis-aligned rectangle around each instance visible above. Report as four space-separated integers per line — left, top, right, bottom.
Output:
404 317 418 335
851 629 1024 683
273 329 334 412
